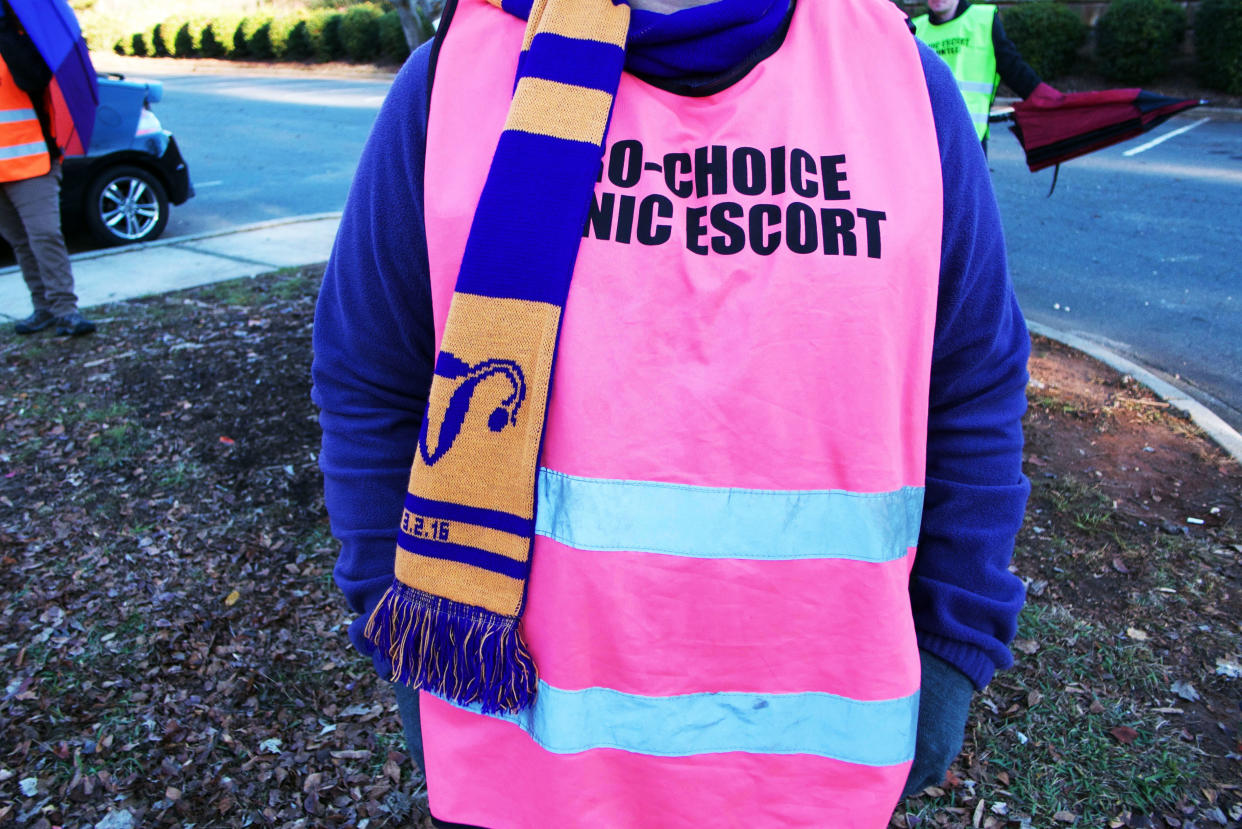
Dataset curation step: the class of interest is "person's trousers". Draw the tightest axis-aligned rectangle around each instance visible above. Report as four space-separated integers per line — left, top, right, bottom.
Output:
393 683 480 829
0 164 78 317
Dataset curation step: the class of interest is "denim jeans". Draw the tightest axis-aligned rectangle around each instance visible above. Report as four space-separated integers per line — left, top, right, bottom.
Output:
392 683 483 829
392 681 426 774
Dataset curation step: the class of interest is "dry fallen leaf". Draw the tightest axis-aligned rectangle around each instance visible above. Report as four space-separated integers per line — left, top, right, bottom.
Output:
1126 627 1149 641
224 590 241 607
1053 810 1078 823
1215 658 1242 679
1171 679 1200 702
1109 725 1139 745
302 771 323 795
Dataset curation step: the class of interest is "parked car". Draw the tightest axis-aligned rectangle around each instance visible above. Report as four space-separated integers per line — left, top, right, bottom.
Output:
60 74 194 246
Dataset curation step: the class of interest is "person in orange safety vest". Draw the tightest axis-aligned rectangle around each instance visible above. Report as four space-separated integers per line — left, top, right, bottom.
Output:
0 2 95 336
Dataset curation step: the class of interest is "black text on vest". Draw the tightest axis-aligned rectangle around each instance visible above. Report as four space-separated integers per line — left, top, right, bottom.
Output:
584 140 887 260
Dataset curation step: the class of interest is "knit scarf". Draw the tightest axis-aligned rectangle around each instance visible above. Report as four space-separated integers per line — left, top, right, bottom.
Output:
365 0 791 714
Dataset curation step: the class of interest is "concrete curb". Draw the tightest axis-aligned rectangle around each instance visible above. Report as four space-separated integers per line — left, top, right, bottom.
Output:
1029 320 1242 464
47 213 345 265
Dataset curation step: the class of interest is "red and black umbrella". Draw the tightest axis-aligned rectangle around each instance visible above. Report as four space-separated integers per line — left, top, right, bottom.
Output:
1006 87 1204 173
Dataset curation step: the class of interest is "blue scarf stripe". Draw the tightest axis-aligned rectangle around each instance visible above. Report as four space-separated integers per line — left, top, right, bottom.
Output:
405 492 534 537
522 33 627 92
501 0 536 16
454 132 609 304
399 535 531 581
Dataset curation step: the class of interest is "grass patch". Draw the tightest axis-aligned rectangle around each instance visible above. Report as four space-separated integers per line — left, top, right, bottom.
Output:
86 421 151 470
1042 476 1115 533
930 604 1203 823
193 279 272 306
265 267 321 299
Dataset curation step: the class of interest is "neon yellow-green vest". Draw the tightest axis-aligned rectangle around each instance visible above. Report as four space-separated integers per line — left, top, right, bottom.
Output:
911 4 999 141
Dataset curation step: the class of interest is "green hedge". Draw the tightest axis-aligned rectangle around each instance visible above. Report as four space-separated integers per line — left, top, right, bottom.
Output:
171 18 212 58
1001 2 1086 80
282 16 319 60
200 18 240 59
150 22 171 57
233 16 260 58
340 4 384 62
1195 0 1242 93
1095 0 1187 84
315 10 347 61
115 5 431 65
378 11 409 62
249 18 278 59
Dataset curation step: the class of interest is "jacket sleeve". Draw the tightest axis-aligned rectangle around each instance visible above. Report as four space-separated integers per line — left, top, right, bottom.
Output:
311 43 438 677
992 12 1041 99
913 40 1031 690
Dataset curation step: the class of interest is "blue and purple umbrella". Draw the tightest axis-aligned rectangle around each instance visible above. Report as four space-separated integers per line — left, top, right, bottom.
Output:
7 0 98 155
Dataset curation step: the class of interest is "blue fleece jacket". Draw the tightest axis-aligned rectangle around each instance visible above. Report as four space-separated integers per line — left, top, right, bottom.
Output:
311 10 1030 692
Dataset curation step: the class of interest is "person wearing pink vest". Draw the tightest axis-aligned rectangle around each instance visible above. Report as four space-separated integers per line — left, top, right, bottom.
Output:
313 0 1031 825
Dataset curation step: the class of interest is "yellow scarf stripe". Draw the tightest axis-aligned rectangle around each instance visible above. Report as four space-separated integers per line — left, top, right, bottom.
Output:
525 0 629 48
504 78 616 145
395 550 526 616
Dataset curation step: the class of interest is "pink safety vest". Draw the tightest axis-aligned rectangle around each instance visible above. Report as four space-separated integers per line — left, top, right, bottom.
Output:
420 0 943 825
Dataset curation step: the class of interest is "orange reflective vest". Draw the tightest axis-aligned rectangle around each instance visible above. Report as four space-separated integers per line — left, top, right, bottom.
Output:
0 55 51 183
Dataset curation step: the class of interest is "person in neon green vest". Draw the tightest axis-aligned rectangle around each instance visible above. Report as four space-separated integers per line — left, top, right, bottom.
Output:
911 0 1062 148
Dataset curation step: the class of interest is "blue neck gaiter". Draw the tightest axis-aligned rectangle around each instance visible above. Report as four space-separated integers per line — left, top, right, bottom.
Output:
499 0 793 78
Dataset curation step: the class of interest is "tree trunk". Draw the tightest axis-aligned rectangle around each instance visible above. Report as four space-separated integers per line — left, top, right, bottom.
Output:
392 0 439 50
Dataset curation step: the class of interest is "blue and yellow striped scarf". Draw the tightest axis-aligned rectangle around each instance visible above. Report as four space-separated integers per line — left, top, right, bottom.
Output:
365 0 793 714
364 0 632 714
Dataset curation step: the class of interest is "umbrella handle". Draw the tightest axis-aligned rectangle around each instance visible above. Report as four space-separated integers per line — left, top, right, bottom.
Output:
1046 164 1061 198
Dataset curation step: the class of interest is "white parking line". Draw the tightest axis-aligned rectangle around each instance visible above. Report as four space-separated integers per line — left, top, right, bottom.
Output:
195 181 224 187
1122 117 1211 156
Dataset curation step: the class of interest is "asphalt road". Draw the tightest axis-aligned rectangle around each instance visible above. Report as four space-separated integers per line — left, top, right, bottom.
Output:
130 69 389 238
989 113 1242 431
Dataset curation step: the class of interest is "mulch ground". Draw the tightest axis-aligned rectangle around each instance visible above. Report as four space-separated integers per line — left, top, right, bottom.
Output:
1 266 1239 828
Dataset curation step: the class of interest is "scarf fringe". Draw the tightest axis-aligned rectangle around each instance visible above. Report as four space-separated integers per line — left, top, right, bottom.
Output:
364 581 538 714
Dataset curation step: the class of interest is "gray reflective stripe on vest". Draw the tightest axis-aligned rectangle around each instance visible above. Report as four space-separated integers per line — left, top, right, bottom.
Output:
536 468 923 562
0 141 48 161
461 680 920 765
969 110 990 125
958 80 995 95
0 108 38 124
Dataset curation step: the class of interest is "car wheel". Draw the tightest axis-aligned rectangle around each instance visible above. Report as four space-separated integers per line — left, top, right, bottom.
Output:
84 165 169 246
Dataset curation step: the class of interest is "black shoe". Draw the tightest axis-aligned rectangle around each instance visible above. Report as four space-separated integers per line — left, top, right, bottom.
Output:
15 308 55 335
55 312 97 337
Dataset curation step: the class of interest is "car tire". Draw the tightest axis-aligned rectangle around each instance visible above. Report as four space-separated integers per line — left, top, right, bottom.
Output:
84 165 169 247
